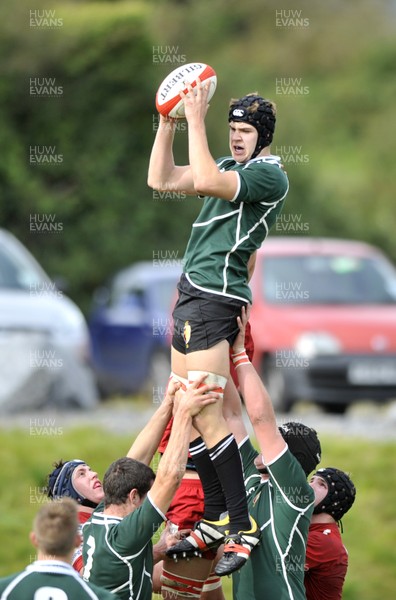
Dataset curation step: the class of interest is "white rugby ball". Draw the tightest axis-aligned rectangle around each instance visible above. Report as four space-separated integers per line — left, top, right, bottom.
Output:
155 62 217 119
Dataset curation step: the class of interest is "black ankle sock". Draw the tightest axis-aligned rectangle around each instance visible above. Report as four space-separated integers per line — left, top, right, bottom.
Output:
208 435 250 534
189 437 227 520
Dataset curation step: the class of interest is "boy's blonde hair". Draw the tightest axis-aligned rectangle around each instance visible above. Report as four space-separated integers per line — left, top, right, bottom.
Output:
33 497 79 556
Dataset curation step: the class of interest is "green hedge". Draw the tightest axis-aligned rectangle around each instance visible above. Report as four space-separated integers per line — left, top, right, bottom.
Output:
1 0 396 314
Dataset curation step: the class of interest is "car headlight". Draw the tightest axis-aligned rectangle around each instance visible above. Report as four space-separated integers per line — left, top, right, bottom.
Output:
295 332 342 359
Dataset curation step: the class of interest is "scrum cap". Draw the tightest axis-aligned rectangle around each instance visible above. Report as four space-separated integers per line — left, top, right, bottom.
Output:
279 421 321 476
228 94 276 159
313 467 356 522
47 459 98 509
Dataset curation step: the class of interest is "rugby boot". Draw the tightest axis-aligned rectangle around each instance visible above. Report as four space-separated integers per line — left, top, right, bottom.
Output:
214 516 260 576
166 514 230 560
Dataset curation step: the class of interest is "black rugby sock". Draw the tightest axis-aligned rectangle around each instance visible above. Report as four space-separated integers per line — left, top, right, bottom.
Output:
189 437 227 521
208 434 250 534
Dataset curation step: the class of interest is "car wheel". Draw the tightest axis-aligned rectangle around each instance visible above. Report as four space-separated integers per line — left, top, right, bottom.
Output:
262 355 293 413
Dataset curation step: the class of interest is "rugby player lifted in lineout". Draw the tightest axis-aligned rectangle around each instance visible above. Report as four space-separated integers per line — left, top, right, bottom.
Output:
148 79 289 577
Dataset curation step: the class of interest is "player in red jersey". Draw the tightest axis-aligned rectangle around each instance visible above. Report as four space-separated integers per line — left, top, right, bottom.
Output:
305 468 356 600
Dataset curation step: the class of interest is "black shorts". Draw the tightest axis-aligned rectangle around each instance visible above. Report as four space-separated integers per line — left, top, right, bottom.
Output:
172 274 248 354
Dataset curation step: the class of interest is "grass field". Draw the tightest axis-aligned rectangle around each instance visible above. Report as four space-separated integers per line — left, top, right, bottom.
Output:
0 424 395 599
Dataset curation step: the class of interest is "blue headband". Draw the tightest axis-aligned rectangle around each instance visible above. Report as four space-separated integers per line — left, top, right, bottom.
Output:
48 459 97 508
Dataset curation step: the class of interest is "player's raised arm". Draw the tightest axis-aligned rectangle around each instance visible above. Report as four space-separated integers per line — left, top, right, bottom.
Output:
126 378 180 465
231 307 286 464
147 114 196 195
182 80 239 201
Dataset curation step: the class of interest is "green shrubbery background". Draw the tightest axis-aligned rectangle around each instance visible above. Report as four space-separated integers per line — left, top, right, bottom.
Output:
1 0 396 312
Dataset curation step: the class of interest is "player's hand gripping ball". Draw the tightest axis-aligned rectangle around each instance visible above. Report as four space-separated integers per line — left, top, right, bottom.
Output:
155 62 217 119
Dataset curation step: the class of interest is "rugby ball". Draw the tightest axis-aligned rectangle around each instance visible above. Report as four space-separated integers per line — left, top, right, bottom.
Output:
155 62 217 119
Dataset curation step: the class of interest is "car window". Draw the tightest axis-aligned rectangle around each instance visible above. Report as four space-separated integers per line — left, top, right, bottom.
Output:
151 278 179 312
110 276 178 312
0 241 48 291
262 254 396 305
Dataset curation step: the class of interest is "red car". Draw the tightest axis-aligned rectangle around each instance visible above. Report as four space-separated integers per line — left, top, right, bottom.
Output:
249 237 396 412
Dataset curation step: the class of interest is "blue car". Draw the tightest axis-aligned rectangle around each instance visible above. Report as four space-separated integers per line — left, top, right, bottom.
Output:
89 261 182 398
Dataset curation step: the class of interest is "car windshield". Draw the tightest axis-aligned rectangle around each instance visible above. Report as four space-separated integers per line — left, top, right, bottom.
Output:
111 275 178 313
0 240 48 291
262 254 396 305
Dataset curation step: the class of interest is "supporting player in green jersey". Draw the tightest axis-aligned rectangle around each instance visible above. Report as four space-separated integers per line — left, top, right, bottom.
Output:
148 81 289 580
222 307 322 600
82 376 220 600
0 498 114 600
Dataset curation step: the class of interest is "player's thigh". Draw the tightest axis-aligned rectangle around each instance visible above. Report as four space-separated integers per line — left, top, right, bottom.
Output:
186 340 230 379
171 346 188 379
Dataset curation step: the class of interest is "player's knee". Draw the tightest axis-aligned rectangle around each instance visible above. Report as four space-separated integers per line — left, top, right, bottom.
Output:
188 371 227 396
171 372 189 391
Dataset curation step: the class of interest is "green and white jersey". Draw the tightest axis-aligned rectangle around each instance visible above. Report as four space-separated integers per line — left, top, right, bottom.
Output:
82 493 165 600
0 560 114 600
183 155 289 303
233 438 314 600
